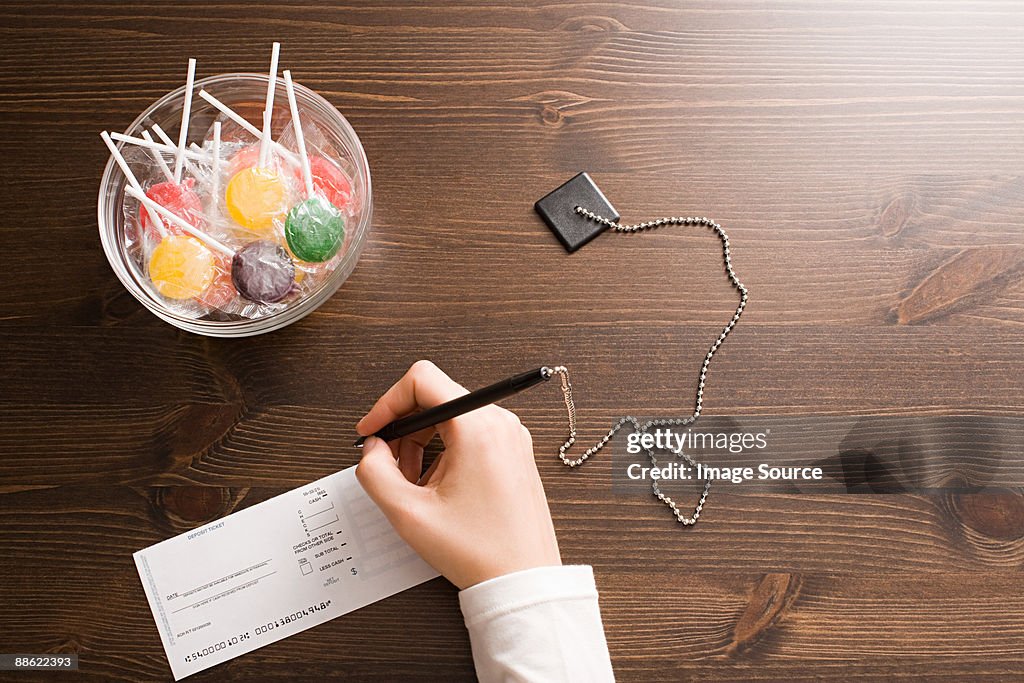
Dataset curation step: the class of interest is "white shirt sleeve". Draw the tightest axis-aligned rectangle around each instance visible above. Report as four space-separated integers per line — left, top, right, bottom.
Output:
458 565 615 682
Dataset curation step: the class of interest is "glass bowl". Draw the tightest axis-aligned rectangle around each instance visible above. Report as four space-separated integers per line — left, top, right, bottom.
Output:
97 73 372 336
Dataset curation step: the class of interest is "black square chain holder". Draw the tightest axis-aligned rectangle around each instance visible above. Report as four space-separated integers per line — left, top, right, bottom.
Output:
534 172 619 252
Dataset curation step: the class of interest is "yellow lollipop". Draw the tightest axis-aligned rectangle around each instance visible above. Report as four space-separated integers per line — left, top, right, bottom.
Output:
148 234 216 299
225 166 287 233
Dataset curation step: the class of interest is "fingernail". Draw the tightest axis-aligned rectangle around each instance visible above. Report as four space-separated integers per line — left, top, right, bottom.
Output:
362 436 379 449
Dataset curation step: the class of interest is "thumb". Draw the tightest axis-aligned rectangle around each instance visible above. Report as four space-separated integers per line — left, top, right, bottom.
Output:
355 437 425 528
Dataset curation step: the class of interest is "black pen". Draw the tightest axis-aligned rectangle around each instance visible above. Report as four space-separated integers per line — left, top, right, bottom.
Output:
353 367 553 447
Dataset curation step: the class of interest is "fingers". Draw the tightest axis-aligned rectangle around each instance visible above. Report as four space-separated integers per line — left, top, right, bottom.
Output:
418 451 444 486
396 435 426 483
357 360 468 436
355 437 426 528
397 426 437 483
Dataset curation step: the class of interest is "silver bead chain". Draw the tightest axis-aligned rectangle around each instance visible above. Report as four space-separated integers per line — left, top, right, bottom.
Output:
546 207 749 526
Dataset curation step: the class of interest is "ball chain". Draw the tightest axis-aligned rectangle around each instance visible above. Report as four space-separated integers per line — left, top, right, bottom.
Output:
546 207 749 526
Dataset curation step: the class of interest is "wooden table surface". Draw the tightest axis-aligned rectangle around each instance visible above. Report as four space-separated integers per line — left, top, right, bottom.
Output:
2 1 1023 680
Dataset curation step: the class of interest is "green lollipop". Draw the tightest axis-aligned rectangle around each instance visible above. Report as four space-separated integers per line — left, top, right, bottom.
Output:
282 69 347 264
285 196 345 262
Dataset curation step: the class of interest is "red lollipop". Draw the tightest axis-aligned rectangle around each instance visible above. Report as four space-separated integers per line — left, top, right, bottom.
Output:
138 178 205 239
233 150 351 212
228 145 261 176
292 156 351 210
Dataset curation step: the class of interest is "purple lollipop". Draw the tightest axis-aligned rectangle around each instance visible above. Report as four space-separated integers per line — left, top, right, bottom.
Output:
231 240 296 304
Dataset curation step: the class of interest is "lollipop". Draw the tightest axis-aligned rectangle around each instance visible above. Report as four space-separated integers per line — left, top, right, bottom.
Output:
230 240 296 303
228 145 261 175
132 127 203 238
148 234 216 299
128 60 206 239
128 186 296 305
281 69 345 263
296 156 352 212
282 146 352 214
125 187 224 300
138 177 205 238
224 43 288 234
100 131 167 242
224 147 287 233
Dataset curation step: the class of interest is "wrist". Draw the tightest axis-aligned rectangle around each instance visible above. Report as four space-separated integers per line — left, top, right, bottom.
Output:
464 553 562 589
458 564 596 623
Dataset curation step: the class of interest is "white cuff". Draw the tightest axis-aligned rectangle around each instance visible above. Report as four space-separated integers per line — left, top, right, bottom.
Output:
458 565 614 682
459 564 599 626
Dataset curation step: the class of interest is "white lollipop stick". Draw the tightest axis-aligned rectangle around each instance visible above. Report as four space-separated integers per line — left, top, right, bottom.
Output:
258 42 280 168
197 89 300 166
126 186 234 258
141 130 174 183
109 131 210 161
259 110 272 168
151 123 174 146
212 121 222 211
198 90 260 134
173 58 197 184
152 124 200 179
100 131 167 238
283 70 314 198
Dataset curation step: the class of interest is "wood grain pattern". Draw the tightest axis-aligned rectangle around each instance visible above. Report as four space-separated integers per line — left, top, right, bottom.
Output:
1 1 1023 680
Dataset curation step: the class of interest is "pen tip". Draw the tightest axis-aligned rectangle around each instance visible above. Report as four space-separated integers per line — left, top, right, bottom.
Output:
352 436 366 448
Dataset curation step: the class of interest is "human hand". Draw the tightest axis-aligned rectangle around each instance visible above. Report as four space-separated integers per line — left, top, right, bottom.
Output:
355 360 562 589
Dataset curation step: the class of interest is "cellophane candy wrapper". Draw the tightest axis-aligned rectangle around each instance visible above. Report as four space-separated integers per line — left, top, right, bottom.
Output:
120 110 359 322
